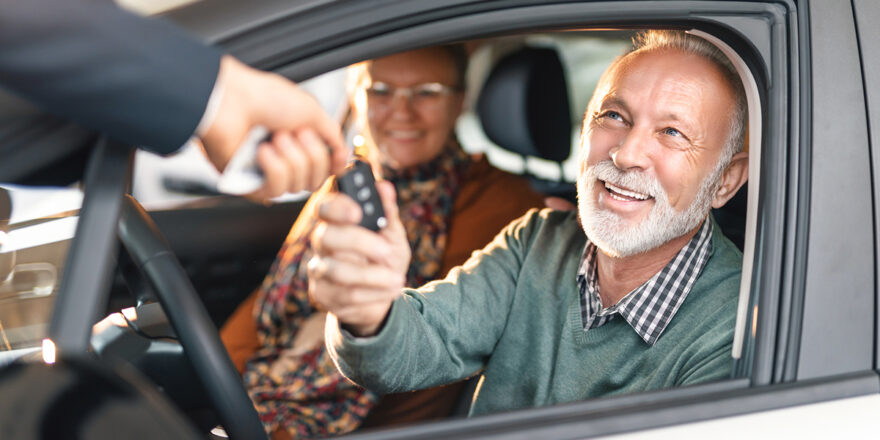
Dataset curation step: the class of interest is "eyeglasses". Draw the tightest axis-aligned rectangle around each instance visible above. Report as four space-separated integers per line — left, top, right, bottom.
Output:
365 81 460 109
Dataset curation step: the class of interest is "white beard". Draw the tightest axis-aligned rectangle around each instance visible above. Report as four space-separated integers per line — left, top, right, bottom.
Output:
576 159 723 258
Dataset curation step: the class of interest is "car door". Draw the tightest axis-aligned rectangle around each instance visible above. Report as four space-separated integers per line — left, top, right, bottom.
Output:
153 0 880 437
1 0 875 438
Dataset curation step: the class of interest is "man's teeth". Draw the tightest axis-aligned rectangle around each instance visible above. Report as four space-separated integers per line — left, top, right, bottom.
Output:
605 182 650 200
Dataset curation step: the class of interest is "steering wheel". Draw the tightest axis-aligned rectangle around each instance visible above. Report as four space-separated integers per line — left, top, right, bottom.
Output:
117 195 267 440
39 141 265 439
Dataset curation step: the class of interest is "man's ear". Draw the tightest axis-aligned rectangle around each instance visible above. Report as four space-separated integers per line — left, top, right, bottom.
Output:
712 151 749 209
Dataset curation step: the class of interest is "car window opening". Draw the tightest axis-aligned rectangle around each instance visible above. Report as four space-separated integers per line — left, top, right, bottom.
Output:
209 27 761 438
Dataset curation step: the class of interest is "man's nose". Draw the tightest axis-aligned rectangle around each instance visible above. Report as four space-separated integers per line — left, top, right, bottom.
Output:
609 128 652 171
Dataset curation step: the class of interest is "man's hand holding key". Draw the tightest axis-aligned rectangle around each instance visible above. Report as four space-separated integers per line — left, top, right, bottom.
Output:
308 178 411 337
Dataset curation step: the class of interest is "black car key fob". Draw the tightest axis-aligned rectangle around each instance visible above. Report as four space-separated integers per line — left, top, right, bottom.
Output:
337 159 387 231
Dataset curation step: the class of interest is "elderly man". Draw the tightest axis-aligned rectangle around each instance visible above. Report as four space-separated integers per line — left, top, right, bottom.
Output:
308 30 749 415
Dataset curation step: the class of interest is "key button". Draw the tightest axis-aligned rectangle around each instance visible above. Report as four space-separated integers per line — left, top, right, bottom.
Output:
357 187 371 201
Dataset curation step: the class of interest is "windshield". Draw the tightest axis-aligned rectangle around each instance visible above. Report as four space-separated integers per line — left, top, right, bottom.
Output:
0 184 82 366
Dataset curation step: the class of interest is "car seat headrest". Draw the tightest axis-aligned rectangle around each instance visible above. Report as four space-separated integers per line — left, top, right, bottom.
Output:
477 47 572 163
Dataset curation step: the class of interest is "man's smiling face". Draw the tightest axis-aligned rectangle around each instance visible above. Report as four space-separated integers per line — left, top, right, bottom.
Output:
577 48 737 257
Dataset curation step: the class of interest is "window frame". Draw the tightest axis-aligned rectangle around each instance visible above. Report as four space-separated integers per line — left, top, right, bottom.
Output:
851 0 880 375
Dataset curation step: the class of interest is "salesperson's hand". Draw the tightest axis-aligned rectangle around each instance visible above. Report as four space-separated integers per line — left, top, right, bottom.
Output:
200 55 348 199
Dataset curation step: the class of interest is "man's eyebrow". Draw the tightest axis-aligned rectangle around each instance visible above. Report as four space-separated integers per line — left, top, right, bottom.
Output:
599 95 628 111
661 112 699 131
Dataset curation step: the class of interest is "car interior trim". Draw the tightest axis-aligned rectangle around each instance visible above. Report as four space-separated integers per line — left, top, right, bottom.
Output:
688 29 763 362
779 0 813 383
348 370 879 439
735 0 797 387
189 1 789 79
850 0 880 372
47 139 132 355
0 119 96 185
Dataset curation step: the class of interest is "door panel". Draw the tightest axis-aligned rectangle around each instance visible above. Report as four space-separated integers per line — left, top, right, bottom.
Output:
798 0 873 380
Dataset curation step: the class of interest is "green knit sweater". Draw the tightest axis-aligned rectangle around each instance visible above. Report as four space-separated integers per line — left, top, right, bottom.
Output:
328 208 742 416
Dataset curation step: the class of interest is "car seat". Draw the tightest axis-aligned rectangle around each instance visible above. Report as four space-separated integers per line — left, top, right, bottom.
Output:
476 46 576 202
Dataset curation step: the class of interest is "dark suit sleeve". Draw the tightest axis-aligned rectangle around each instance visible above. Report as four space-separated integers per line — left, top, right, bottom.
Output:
0 0 223 154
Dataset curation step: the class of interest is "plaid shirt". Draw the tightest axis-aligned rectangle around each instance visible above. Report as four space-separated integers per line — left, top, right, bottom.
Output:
577 219 714 345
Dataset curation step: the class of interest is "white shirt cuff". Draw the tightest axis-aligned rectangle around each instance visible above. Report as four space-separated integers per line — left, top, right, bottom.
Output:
193 78 225 139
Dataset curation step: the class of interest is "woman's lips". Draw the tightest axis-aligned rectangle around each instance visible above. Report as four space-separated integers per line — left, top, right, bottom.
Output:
385 129 423 141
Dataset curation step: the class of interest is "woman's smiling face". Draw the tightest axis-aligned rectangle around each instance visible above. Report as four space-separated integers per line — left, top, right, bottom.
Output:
363 47 465 169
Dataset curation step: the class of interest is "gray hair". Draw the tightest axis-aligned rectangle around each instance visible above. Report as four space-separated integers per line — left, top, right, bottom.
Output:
585 30 747 168
634 30 746 164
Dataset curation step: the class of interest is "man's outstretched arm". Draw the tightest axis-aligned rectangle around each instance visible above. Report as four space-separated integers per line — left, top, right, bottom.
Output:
310 183 533 392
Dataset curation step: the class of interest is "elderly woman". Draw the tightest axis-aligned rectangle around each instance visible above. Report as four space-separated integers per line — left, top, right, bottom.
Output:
221 45 544 439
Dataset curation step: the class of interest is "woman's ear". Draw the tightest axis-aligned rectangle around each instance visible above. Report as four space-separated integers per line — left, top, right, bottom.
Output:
712 151 749 209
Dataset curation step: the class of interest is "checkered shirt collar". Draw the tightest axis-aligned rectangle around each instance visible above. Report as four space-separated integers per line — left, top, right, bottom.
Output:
576 218 714 345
